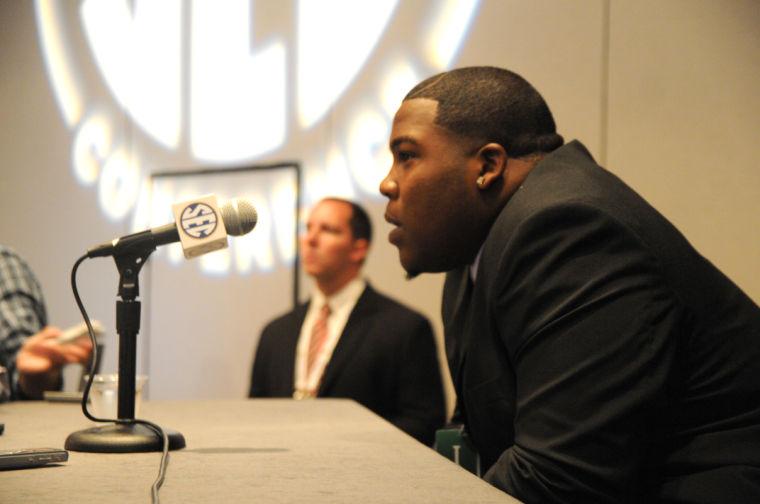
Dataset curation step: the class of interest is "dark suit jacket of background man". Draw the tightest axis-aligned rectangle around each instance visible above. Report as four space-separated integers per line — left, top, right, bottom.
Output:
443 140 760 503
251 283 445 445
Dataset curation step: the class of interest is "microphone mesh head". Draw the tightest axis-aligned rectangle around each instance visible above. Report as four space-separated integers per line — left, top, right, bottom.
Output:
221 198 258 236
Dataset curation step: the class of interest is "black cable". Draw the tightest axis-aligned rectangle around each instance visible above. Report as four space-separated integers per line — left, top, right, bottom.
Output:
71 254 170 503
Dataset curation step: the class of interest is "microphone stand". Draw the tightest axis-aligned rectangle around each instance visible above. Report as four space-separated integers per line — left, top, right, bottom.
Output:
65 247 185 452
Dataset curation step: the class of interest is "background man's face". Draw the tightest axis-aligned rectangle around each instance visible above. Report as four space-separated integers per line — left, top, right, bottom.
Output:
300 200 362 283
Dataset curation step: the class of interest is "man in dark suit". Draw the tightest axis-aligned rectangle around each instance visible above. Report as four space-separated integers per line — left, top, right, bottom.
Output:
250 198 445 445
379 66 760 503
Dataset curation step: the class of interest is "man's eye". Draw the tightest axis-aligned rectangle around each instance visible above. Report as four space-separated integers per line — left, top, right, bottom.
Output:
398 151 415 162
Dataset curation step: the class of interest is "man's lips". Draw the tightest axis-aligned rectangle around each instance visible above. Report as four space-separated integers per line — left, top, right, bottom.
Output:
384 213 402 245
384 212 400 227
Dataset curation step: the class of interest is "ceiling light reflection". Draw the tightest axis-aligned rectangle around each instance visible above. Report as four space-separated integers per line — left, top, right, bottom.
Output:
297 0 399 129
72 112 112 186
35 0 83 127
380 61 419 118
190 0 286 161
425 0 480 69
97 148 141 221
80 0 182 148
270 182 297 266
347 108 393 197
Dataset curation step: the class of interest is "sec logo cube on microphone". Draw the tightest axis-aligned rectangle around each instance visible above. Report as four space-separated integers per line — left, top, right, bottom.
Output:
180 203 218 239
172 194 229 259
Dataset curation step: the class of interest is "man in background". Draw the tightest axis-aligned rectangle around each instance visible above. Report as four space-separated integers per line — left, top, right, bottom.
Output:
250 198 445 446
0 245 92 400
380 66 760 502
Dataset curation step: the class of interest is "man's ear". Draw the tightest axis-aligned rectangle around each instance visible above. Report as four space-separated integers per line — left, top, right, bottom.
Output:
350 238 369 264
474 143 508 190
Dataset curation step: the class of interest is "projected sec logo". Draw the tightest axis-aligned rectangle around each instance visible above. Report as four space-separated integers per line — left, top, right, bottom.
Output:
36 1 480 271
180 203 218 239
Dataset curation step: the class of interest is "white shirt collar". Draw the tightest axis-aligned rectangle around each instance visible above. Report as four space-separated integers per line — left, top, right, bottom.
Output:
311 276 366 313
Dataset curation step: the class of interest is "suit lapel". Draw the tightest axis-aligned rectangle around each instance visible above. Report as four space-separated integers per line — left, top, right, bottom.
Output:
318 285 375 395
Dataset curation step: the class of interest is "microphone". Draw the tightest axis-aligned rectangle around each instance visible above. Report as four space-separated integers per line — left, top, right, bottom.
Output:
87 194 257 259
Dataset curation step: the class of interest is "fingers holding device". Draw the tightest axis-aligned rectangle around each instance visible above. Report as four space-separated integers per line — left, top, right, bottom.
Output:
57 320 104 345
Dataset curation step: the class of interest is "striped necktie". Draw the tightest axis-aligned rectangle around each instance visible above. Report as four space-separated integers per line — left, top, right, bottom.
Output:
307 303 331 375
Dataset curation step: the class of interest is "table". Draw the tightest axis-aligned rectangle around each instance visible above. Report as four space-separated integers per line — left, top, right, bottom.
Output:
0 399 517 503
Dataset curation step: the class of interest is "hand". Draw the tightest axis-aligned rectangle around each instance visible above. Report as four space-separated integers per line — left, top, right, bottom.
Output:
16 326 94 398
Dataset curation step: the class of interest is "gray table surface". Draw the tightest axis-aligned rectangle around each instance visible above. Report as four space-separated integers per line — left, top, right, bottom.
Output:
0 398 517 503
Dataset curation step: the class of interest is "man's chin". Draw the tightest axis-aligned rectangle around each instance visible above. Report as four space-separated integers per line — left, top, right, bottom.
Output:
400 248 461 277
404 269 420 280
399 251 424 280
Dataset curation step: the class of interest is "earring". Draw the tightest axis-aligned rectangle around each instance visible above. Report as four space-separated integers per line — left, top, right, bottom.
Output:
476 176 485 188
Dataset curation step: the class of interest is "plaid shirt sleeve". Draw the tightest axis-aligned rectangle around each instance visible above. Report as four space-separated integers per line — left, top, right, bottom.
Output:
0 246 47 400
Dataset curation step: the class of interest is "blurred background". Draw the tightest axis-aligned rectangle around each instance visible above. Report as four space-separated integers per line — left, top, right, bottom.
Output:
1 0 757 409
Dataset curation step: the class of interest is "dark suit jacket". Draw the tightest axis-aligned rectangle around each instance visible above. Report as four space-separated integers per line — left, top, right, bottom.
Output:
250 283 445 445
443 141 760 503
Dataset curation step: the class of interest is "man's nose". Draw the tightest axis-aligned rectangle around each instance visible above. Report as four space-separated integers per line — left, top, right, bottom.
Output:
307 229 320 244
379 174 398 199
301 230 315 246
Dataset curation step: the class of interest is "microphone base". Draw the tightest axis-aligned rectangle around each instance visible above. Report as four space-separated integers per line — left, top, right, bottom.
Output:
65 422 186 453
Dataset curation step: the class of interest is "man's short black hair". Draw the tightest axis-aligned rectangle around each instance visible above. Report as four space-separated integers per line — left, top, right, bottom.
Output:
322 197 372 243
404 66 564 157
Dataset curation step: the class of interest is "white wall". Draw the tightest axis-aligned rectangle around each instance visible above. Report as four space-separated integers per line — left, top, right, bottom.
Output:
1 1 757 408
